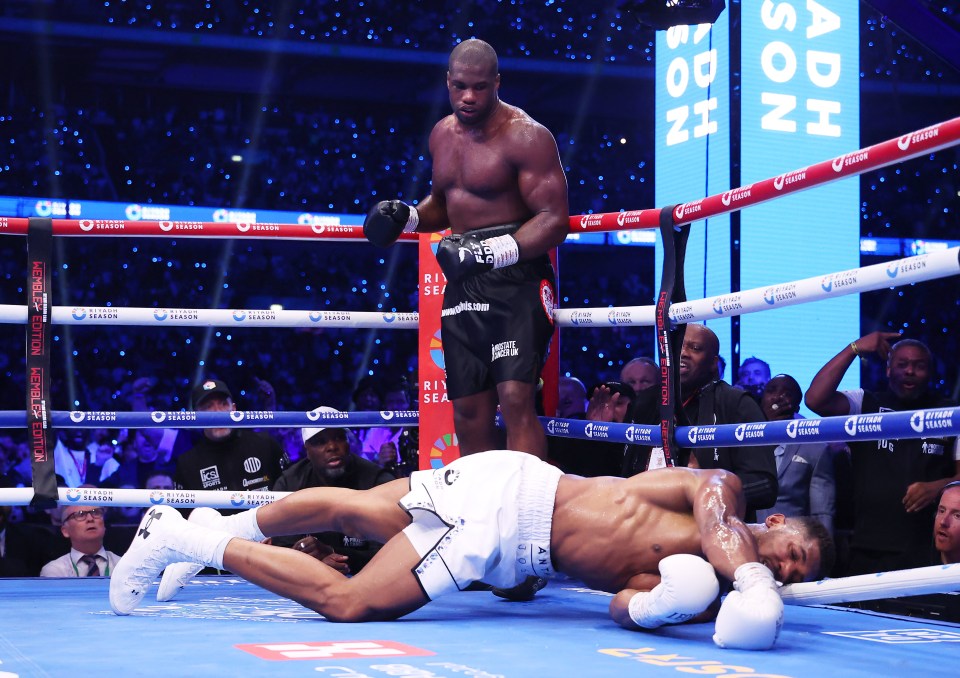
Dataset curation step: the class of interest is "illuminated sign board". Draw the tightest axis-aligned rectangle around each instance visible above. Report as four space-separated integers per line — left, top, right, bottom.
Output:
656 14 732 366
740 0 860 402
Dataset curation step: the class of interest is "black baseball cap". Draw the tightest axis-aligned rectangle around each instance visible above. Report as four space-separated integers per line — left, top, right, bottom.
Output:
190 379 232 409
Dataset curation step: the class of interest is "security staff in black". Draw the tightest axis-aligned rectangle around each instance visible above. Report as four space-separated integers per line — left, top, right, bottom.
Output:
806 332 960 575
844 388 957 573
271 418 396 572
621 325 778 523
174 379 287 494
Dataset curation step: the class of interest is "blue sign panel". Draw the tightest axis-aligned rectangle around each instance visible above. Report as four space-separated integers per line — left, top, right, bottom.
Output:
740 0 860 402
656 15 732 367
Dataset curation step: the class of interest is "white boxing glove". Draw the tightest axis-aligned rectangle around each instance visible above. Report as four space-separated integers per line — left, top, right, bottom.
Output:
713 562 784 650
628 554 720 629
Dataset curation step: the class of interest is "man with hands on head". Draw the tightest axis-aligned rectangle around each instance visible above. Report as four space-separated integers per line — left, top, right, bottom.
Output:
805 331 959 574
363 38 569 460
112 450 831 651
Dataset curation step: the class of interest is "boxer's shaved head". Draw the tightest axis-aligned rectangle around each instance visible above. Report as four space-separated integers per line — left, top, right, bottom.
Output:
449 38 498 77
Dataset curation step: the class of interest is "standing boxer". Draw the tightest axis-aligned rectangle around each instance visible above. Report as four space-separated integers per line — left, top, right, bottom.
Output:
362 39 569 460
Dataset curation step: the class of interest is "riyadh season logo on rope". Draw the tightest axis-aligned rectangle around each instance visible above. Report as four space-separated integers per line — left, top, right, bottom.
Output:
734 423 767 442
584 422 610 439
897 125 940 152
624 425 653 444
844 414 884 437
910 409 955 434
569 310 594 326
686 426 717 445
721 187 752 207
673 200 703 222
832 151 869 173
578 213 603 230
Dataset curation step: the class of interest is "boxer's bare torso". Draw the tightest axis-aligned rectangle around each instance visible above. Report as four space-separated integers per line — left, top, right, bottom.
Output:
550 468 732 592
429 101 556 234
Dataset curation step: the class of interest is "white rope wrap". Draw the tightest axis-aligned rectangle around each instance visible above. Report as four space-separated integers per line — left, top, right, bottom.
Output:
780 563 960 606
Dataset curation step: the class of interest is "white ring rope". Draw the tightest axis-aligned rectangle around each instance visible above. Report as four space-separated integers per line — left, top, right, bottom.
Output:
554 247 960 328
780 563 960 606
0 486 287 509
0 248 954 330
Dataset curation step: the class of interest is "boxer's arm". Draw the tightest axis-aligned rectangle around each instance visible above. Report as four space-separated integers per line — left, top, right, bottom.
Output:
689 470 756 583
409 192 449 233
688 470 783 650
411 127 451 233
509 122 569 259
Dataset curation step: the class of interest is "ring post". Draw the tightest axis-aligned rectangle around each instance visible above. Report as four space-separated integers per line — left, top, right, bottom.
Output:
25 217 58 508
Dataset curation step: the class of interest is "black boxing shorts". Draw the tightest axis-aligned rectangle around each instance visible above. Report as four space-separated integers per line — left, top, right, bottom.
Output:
440 224 556 400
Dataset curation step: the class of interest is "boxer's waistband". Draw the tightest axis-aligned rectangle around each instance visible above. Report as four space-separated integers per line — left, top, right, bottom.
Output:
442 222 522 242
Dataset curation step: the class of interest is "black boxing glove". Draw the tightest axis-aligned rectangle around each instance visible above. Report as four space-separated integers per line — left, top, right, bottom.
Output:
363 200 419 248
435 232 520 283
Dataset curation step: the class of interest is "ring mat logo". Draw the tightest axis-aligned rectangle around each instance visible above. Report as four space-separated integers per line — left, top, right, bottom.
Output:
237 640 435 660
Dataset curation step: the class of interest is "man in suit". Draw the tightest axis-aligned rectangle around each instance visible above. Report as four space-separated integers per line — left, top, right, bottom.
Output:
756 374 836 536
40 503 122 577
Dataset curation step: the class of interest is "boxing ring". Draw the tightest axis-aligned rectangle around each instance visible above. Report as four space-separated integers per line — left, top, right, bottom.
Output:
1 575 959 677
1 116 960 675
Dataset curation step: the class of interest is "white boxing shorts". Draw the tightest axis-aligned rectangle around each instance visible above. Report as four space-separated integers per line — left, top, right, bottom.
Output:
399 449 562 600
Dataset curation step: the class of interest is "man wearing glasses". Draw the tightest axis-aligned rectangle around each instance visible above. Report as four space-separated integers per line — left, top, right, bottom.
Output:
40 505 121 577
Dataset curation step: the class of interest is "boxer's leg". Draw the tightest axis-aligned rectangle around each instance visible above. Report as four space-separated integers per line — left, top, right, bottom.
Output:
222 530 429 622
254 477 412 543
451 389 501 454
497 379 547 460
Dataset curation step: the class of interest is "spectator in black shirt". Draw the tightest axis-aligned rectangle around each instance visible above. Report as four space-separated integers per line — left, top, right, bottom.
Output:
806 332 959 574
622 324 778 520
270 406 395 573
174 379 287 492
